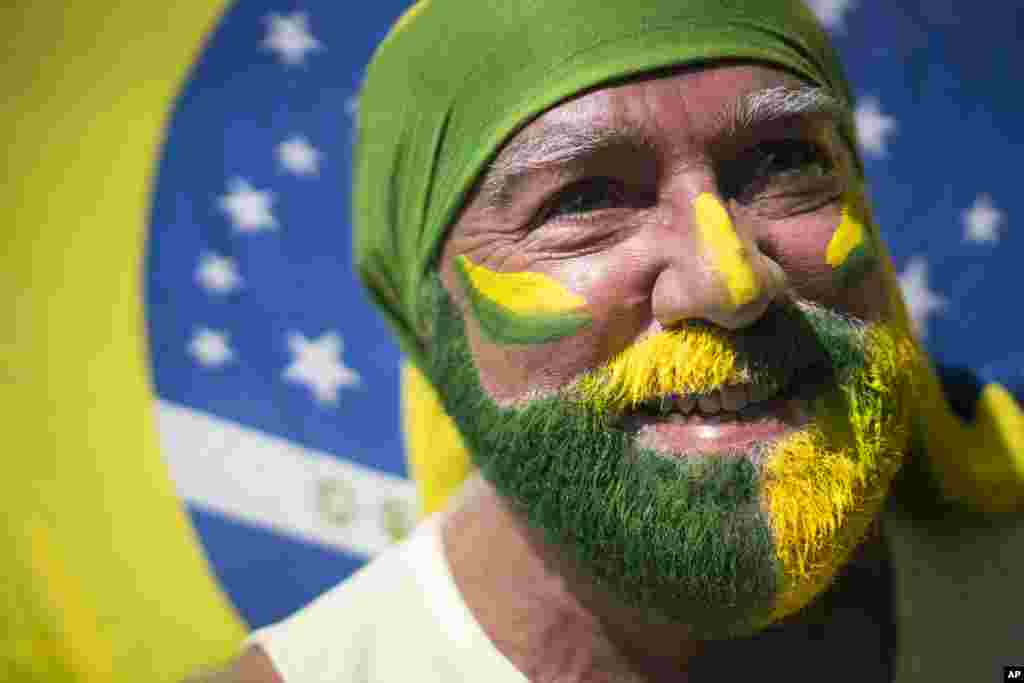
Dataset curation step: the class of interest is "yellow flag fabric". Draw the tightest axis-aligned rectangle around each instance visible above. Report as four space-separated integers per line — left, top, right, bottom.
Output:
1 2 246 681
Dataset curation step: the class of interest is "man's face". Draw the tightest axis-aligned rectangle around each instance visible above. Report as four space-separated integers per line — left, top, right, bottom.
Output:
428 63 921 638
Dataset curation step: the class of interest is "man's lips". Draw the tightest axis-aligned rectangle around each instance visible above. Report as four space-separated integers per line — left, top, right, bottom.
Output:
622 396 810 455
610 363 831 456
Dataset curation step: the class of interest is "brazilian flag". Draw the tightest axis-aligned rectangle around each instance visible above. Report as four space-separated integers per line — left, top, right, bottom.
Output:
1 3 246 680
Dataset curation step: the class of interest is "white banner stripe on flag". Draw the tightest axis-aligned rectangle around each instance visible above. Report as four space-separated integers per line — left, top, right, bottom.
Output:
156 399 418 558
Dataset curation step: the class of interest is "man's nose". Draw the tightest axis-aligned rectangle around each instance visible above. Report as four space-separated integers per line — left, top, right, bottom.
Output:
651 192 786 331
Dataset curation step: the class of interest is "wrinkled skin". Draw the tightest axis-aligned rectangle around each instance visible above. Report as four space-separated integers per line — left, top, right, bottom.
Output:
428 62 915 677
439 64 892 403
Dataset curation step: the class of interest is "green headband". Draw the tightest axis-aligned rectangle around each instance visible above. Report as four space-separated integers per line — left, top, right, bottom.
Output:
352 0 859 371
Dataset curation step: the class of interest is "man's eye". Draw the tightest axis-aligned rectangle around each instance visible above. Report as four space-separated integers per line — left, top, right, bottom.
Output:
752 139 832 179
719 139 836 202
543 177 627 221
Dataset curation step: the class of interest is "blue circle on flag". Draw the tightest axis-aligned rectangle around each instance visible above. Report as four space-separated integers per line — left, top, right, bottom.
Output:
146 0 417 629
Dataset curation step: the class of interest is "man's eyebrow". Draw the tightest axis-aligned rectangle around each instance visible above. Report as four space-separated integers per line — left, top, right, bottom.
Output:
477 121 653 209
476 85 844 210
720 85 844 136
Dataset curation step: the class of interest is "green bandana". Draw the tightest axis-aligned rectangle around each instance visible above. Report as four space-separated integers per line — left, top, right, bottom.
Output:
352 0 859 371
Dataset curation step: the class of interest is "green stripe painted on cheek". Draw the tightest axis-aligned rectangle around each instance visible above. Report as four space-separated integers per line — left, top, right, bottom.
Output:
453 256 591 345
832 242 877 289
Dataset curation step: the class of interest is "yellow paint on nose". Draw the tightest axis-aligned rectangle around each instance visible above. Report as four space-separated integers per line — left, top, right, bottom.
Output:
826 198 867 268
457 255 586 315
694 193 761 308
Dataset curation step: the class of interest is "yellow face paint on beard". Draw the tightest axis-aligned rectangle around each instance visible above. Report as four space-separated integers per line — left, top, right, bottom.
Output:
763 322 922 619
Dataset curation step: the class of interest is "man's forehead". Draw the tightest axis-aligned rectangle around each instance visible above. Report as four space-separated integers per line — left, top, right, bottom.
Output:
508 64 821 148
478 64 842 208
533 63 807 124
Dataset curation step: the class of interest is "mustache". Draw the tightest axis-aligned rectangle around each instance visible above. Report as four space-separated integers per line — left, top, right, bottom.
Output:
564 299 868 415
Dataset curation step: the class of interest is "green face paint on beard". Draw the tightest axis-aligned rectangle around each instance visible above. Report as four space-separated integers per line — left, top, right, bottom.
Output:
420 273 890 639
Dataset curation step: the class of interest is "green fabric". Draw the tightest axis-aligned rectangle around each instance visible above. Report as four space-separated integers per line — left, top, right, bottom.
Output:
352 0 861 371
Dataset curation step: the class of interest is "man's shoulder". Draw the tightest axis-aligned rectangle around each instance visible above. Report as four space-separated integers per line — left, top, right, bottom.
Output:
238 513 454 682
180 526 433 683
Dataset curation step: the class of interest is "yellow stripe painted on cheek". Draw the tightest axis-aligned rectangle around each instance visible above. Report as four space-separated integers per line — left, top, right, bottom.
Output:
458 255 587 315
694 193 761 308
826 198 866 268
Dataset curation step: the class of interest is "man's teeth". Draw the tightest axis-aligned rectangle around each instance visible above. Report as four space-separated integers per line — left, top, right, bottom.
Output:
637 381 782 418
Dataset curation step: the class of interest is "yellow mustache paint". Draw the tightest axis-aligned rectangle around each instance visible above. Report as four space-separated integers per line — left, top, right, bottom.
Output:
569 325 752 413
695 193 761 309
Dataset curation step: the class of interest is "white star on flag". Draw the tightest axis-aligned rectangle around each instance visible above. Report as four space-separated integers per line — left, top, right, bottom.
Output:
189 328 235 367
898 256 948 340
855 97 897 158
276 135 323 177
806 0 857 31
962 193 1004 244
263 12 324 67
283 331 361 405
196 251 243 294
218 177 277 233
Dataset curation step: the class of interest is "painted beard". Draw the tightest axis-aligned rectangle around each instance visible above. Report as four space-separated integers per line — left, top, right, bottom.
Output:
420 272 920 639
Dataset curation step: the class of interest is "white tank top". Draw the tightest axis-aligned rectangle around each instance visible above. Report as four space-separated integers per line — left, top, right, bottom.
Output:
244 512 528 682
